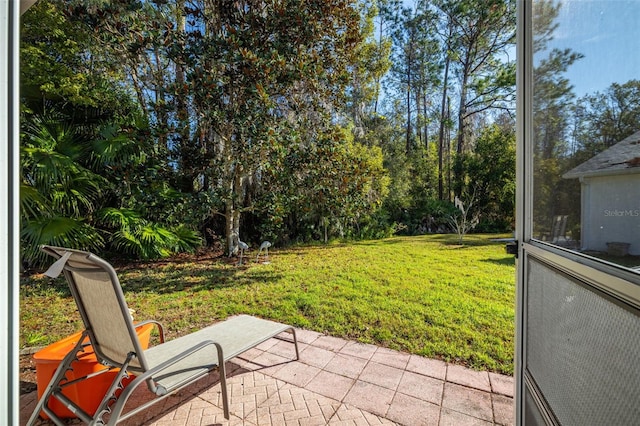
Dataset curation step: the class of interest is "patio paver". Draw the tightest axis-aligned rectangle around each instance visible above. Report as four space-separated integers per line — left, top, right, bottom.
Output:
386 393 441 426
20 329 514 425
358 361 404 390
441 383 493 422
370 347 411 370
342 380 396 418
323 353 368 379
446 364 491 393
406 355 447 381
492 394 516 426
439 407 493 426
488 372 514 398
300 345 337 369
338 341 378 360
397 370 443 405
306 371 355 401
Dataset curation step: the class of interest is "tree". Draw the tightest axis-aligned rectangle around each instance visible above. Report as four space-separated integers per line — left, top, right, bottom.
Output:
435 10 454 200
448 193 480 244
23 0 523 255
19 112 202 264
20 0 131 116
344 0 392 142
71 0 365 254
457 122 515 231
375 0 402 114
20 115 105 265
427 0 516 203
435 0 516 155
295 127 389 242
386 2 441 155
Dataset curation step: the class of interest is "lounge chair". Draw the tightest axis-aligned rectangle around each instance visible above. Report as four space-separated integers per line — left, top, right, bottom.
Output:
27 245 299 425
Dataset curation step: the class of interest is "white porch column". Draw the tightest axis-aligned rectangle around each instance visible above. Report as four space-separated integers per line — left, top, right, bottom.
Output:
0 0 21 424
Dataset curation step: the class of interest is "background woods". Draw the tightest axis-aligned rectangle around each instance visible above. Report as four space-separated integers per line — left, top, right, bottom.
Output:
20 0 633 263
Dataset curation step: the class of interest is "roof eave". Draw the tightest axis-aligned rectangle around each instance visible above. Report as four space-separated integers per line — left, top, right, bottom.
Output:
563 167 640 180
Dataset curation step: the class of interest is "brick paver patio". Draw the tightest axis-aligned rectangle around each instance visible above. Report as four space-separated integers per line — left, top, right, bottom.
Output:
20 328 514 425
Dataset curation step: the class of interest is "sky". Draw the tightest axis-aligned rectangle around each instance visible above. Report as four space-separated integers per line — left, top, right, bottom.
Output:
541 0 640 97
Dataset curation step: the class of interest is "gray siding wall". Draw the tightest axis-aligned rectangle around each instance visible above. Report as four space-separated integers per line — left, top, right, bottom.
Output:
581 173 640 255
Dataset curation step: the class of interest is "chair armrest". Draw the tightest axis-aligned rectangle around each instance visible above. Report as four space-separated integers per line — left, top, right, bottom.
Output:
108 339 226 423
134 320 165 343
134 339 224 395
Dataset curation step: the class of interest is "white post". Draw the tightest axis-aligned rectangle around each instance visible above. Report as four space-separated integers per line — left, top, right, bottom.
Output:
0 0 21 424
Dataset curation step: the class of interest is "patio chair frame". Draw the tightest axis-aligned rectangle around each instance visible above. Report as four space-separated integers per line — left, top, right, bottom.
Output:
27 245 299 425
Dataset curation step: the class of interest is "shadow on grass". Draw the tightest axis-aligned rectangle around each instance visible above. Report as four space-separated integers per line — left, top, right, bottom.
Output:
120 265 284 294
21 261 285 297
427 233 510 248
21 234 514 297
354 237 409 246
353 233 509 248
20 276 72 298
481 256 516 267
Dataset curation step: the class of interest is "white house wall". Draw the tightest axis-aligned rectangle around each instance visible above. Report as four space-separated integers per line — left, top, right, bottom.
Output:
581 173 640 255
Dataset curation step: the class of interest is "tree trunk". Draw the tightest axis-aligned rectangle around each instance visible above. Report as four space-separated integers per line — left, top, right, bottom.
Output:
225 202 236 256
446 97 452 202
406 59 412 154
154 48 168 153
415 87 421 148
457 74 469 155
225 168 243 256
423 91 429 151
129 65 147 116
175 1 193 193
437 48 450 200
323 217 329 244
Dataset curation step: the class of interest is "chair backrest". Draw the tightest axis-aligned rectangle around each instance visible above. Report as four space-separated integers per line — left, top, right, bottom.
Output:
41 245 148 372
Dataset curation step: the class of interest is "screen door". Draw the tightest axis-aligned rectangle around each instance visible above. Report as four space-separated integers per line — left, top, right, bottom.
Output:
516 1 640 424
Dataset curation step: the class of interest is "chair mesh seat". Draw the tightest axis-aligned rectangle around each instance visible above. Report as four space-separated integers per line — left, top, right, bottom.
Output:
143 315 294 391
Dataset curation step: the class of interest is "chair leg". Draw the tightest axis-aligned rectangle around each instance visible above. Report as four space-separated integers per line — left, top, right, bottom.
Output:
26 331 90 426
92 352 136 425
213 343 230 419
290 328 300 360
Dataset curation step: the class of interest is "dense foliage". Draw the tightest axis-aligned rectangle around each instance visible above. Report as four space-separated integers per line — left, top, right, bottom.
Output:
21 0 625 263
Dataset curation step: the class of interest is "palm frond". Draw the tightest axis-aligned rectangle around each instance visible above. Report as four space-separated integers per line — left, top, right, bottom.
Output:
21 216 104 266
20 184 51 220
50 173 103 216
23 114 85 161
171 225 202 253
97 207 143 231
136 224 176 259
110 230 144 257
22 146 81 188
92 124 146 169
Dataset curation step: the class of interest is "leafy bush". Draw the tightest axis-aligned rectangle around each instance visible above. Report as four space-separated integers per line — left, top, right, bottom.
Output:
20 115 202 265
99 208 201 260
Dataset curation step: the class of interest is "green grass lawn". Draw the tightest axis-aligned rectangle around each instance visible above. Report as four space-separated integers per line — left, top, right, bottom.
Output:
20 234 516 374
